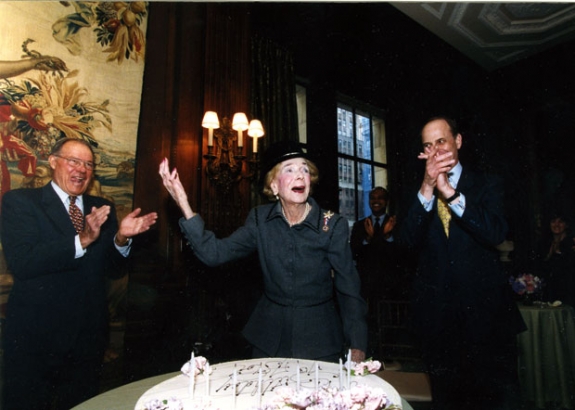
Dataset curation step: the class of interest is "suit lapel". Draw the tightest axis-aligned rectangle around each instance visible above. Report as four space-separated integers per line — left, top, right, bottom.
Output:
41 184 76 235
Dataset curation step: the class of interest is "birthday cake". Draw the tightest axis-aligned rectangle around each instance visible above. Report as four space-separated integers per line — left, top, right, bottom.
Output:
135 357 402 410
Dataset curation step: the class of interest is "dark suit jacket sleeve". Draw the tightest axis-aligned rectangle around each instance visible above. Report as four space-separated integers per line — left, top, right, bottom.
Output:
400 172 507 250
1 187 125 281
350 219 365 259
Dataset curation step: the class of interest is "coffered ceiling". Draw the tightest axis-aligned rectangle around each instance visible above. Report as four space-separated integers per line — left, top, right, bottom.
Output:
391 2 575 71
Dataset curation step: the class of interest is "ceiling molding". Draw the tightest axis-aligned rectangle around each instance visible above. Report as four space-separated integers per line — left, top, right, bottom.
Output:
391 2 575 71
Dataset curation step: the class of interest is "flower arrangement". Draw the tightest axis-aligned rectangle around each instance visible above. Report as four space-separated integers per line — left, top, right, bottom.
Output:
181 355 212 378
509 273 543 295
142 397 183 410
259 385 400 410
348 358 382 376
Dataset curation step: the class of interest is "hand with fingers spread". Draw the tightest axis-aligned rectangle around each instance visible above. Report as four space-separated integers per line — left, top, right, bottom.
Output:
159 157 194 219
116 208 158 246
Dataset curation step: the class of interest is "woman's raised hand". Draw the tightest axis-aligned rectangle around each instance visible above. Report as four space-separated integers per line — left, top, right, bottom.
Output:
159 158 195 219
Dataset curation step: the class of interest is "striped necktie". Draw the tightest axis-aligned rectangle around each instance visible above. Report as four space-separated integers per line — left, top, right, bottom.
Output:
69 196 84 233
437 197 451 237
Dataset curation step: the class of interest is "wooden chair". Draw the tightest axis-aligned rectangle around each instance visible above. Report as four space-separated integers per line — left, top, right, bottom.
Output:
376 299 421 362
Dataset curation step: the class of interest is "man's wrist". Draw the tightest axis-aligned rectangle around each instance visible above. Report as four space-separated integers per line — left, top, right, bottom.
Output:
114 234 130 247
446 190 460 204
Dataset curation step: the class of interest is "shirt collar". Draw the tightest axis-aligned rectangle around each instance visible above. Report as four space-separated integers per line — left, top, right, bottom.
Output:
51 181 84 209
371 214 386 223
448 161 463 188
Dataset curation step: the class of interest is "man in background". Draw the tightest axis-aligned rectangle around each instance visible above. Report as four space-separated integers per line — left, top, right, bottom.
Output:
350 187 403 356
399 116 525 410
351 186 403 301
1 138 157 410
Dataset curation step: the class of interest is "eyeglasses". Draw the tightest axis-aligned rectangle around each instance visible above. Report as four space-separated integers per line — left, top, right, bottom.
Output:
53 155 95 170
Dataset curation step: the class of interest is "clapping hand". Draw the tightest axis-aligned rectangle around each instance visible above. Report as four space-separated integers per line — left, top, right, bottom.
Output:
79 205 111 248
117 208 158 244
418 146 456 199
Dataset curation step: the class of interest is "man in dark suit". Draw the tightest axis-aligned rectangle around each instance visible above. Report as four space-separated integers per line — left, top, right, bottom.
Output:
399 117 525 410
350 187 404 355
1 138 157 410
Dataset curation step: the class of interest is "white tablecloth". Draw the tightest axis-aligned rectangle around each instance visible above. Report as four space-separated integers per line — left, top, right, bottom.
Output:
72 371 415 410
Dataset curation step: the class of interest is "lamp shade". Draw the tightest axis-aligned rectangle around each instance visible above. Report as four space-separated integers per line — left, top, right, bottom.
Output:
247 120 265 138
201 111 220 129
232 112 249 131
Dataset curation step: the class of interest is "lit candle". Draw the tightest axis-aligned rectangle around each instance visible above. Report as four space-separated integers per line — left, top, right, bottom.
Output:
296 361 300 391
208 128 214 147
238 130 243 148
232 112 248 148
202 111 219 148
247 119 264 154
315 362 319 391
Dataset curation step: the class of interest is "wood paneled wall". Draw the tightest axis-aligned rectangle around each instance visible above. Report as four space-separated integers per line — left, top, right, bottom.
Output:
133 3 252 284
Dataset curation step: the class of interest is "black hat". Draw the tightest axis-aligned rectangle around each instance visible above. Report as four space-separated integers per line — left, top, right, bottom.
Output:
261 140 308 179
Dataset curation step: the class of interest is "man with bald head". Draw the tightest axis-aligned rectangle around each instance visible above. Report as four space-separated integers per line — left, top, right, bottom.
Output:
399 116 525 410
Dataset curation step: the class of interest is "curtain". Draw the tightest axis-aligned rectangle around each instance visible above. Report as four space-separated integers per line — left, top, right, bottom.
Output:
250 35 299 150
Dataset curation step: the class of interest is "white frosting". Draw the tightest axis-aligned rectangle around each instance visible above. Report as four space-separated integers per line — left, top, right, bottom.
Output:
135 358 401 410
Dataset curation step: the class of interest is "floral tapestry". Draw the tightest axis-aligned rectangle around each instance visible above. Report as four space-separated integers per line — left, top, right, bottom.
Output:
0 1 148 313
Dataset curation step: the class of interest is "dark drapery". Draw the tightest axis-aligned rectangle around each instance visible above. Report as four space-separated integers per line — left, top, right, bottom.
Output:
250 35 299 150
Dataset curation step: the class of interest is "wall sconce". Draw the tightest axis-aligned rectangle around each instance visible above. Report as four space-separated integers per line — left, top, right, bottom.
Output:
202 111 265 192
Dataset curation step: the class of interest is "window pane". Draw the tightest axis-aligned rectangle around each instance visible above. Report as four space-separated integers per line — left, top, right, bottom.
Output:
337 107 353 154
355 113 372 161
373 116 386 164
336 100 387 225
374 166 388 191
338 158 355 222
358 163 373 220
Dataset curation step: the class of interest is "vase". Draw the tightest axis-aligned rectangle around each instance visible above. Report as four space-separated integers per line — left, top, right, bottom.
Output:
523 294 534 306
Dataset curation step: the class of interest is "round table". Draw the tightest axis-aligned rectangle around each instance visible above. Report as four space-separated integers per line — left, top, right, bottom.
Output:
72 371 414 410
517 303 575 409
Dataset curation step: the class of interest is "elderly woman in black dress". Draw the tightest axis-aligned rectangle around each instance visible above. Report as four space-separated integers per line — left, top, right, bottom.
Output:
159 141 367 362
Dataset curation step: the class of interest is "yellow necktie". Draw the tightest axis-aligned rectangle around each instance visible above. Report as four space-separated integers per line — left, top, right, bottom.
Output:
437 198 451 237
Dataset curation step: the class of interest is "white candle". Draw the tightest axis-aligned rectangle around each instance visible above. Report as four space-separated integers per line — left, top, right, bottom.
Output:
296 362 300 391
339 358 343 389
205 363 210 396
315 362 319 390
189 352 195 398
253 136 258 153
347 350 351 389
208 128 214 147
238 130 243 148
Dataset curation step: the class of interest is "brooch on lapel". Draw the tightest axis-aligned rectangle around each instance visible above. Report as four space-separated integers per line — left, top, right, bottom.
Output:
322 210 334 232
